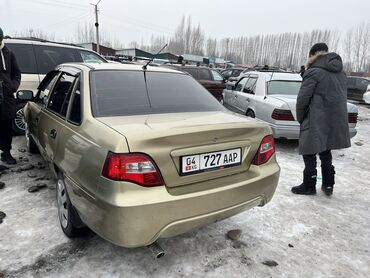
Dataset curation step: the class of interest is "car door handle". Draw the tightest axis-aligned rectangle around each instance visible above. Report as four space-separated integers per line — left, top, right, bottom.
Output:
246 98 250 102
234 95 238 98
50 129 57 139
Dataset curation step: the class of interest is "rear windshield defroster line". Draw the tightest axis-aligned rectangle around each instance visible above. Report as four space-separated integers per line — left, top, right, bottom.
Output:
90 70 224 117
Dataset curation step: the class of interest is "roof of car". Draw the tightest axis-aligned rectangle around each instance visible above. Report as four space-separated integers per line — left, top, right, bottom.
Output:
163 65 211 70
4 38 84 49
244 71 302 81
60 63 186 74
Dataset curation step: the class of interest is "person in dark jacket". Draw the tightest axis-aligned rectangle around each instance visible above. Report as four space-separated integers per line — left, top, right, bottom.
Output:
0 27 21 165
291 43 350 196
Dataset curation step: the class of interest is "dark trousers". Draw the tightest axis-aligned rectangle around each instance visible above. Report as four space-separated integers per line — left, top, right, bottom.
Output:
0 119 13 153
303 150 332 172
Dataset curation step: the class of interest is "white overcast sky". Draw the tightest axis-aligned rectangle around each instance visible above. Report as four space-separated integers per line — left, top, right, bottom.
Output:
1 0 370 45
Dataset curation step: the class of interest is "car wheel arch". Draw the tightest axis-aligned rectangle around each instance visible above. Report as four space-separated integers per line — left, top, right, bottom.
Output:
246 109 256 118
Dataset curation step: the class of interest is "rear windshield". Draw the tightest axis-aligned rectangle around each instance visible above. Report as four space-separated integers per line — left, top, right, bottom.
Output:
90 70 224 117
267 80 302 95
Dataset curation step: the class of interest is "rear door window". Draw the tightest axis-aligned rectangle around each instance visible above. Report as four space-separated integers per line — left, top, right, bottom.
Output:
34 45 82 74
90 71 223 117
6 43 37 74
68 81 82 124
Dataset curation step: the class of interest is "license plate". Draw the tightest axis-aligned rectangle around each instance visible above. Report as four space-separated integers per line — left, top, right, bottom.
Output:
181 148 242 175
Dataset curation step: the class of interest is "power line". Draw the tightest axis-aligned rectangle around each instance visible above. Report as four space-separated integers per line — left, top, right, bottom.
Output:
24 0 90 11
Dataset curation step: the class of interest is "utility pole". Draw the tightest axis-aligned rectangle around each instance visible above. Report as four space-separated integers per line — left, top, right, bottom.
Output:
91 0 101 54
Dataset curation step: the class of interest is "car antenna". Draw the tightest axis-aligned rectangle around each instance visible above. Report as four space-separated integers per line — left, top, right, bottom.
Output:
142 44 168 70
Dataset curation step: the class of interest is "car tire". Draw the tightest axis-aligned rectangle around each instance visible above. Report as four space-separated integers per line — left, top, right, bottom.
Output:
25 124 39 154
13 103 26 135
56 173 89 237
246 110 255 118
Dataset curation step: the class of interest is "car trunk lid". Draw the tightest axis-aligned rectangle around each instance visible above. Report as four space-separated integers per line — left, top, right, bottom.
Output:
97 111 271 191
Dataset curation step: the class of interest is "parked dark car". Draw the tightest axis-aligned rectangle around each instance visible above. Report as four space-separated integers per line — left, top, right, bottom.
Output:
347 76 370 102
163 65 226 101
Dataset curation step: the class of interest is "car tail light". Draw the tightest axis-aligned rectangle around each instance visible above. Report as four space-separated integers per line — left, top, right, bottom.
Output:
271 109 295 121
102 152 164 187
348 113 358 124
252 135 276 165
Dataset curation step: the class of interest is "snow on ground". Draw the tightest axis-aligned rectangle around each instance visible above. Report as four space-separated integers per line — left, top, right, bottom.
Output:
0 104 369 278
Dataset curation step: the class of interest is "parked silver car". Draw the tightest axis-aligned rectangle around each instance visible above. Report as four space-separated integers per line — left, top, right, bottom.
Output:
222 71 358 139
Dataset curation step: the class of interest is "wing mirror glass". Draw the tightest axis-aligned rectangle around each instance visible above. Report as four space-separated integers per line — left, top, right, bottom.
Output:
16 90 33 101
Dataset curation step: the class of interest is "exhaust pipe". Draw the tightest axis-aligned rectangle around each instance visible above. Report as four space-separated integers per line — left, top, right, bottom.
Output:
148 241 165 259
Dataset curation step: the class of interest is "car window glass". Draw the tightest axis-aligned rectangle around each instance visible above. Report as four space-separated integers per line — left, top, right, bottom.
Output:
48 73 76 116
231 70 242 77
235 77 249 91
90 71 223 117
243 77 258 94
198 69 212 80
34 45 82 74
211 70 224 81
68 81 82 124
78 50 106 64
181 68 198 79
267 81 302 95
6 43 37 74
357 79 370 90
39 73 60 104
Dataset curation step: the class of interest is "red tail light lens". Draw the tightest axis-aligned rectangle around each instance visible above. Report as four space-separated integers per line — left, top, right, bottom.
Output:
348 113 358 124
102 152 164 187
271 109 295 121
252 135 276 165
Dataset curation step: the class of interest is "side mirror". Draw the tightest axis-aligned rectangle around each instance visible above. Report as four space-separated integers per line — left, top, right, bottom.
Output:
367 84 370 92
17 90 33 101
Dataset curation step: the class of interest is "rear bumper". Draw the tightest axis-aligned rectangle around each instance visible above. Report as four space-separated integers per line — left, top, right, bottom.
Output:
270 124 300 139
270 124 357 140
66 159 280 248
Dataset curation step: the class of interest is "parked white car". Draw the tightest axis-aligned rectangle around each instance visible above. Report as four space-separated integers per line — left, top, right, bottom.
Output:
222 71 358 139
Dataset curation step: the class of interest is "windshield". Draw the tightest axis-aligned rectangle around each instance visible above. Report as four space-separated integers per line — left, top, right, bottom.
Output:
90 71 224 117
267 80 302 95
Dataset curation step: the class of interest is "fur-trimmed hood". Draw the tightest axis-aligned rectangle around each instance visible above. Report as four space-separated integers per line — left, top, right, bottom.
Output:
305 51 343 73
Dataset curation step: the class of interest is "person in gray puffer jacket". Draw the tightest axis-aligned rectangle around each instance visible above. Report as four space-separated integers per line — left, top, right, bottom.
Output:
291 43 350 196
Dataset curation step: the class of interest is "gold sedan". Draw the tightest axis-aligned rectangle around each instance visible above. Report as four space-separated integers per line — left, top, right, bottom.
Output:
23 63 280 248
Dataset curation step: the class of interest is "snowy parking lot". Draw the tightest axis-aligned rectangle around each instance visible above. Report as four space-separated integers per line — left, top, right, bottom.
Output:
0 104 369 278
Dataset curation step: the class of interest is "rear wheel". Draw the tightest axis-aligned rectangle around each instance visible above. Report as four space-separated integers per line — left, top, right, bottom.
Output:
246 110 255 118
56 173 88 237
13 103 26 135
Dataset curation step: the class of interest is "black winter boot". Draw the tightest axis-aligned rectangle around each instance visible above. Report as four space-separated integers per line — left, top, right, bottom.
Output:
321 166 335 196
1 152 16 165
291 170 317 195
